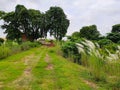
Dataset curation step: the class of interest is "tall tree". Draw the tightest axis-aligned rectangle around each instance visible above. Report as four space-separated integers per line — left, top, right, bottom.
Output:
1 11 21 41
39 13 49 38
106 24 120 43
1 5 44 41
0 11 5 18
107 32 120 43
69 32 81 41
46 6 69 40
27 9 42 40
80 25 100 40
112 24 120 33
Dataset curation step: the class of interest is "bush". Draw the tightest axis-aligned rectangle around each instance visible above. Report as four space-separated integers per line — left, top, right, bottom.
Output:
61 41 80 63
98 39 112 48
104 43 118 53
0 38 4 45
0 45 10 59
0 40 41 60
20 42 31 51
28 41 40 48
20 41 40 51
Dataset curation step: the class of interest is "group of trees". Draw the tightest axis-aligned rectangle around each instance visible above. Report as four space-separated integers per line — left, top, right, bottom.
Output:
0 5 69 42
107 24 120 43
69 24 120 44
1 4 120 44
69 25 100 41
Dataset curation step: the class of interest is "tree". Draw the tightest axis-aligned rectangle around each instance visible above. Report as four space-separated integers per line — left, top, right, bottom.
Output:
27 9 42 40
80 25 100 40
106 24 120 43
0 11 5 19
107 32 120 43
98 39 112 48
1 5 70 41
39 13 49 38
1 5 44 42
112 24 120 33
46 6 69 40
1 11 21 42
69 32 81 41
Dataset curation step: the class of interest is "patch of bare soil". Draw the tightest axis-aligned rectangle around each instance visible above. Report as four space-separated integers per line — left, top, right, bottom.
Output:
7 55 35 89
45 54 50 63
24 68 31 75
83 79 98 89
0 82 3 88
24 54 34 65
46 64 53 70
45 54 53 70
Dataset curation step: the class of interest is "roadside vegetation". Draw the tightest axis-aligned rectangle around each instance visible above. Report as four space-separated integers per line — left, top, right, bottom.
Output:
0 41 40 59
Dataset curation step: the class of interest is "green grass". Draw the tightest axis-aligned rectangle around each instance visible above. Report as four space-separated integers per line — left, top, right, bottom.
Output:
0 46 106 90
32 47 105 90
0 47 41 84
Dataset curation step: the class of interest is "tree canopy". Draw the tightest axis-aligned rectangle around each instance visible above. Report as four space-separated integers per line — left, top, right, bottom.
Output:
112 24 120 33
107 32 120 43
46 6 69 40
0 5 69 41
80 25 100 40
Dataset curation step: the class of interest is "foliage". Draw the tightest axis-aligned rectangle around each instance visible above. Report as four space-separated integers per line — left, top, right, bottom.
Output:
75 39 120 88
0 45 10 59
98 38 113 48
107 32 120 43
0 10 5 18
0 5 69 41
1 5 44 42
112 24 120 33
68 32 81 42
80 25 100 40
46 6 69 40
0 38 4 45
0 41 41 60
61 41 80 63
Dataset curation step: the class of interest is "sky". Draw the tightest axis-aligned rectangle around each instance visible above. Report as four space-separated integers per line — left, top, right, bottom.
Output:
0 0 120 38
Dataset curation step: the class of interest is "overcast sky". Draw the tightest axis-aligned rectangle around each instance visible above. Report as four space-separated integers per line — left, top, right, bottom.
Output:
0 0 120 38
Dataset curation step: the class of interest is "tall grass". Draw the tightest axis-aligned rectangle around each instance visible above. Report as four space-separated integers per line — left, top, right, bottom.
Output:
0 41 41 60
76 39 120 89
0 45 11 59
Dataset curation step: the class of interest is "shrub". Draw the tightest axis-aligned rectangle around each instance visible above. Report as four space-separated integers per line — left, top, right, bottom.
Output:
0 45 10 59
28 41 40 48
20 42 31 51
20 41 41 51
0 38 4 45
61 41 81 63
11 45 21 54
104 43 118 53
0 40 41 60
98 39 112 48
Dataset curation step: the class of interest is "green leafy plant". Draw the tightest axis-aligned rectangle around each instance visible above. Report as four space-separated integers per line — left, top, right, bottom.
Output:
61 41 80 63
0 45 10 59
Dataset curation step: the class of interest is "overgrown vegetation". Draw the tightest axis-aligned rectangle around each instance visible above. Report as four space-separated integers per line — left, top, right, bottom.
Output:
0 41 41 60
61 38 120 89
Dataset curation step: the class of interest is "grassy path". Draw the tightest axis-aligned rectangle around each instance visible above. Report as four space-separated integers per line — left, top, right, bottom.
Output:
0 46 105 90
